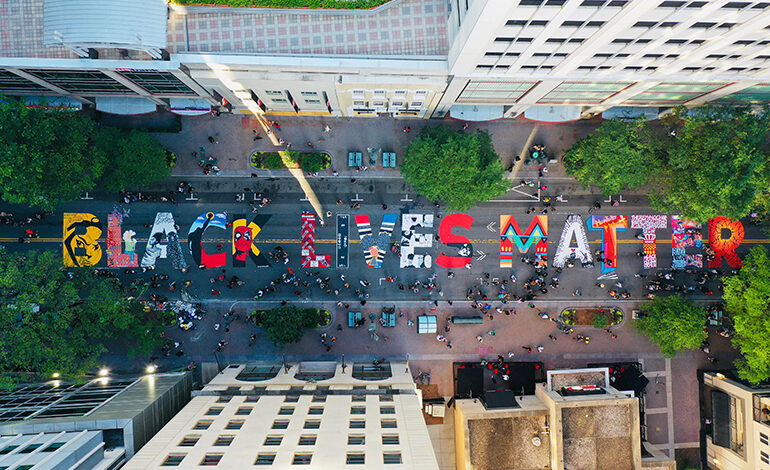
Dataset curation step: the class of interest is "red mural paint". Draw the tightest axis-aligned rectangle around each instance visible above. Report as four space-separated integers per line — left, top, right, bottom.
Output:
106 212 138 267
436 213 474 268
588 215 627 273
708 216 744 268
188 212 227 268
301 214 331 268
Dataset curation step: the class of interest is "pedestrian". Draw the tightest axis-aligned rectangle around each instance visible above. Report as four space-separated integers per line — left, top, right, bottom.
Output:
523 346 532 353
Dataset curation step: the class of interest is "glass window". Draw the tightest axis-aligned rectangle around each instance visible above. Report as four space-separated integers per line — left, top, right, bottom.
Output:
42 442 65 452
298 435 317 445
312 395 326 403
200 454 223 466
206 407 223 416
214 435 234 446
245 396 260 403
348 434 366 445
265 90 283 96
380 395 393 402
162 454 186 466
352 395 366 402
194 420 213 430
304 420 321 429
300 91 318 96
292 453 312 465
350 419 366 429
382 434 400 445
217 396 231 403
179 435 200 446
383 452 402 464
380 407 396 415
346 453 365 464
285 396 300 403
381 419 397 428
236 407 252 415
279 407 295 415
351 406 366 414
308 407 324 415
264 435 283 445
255 453 276 465
226 420 244 430
273 420 290 429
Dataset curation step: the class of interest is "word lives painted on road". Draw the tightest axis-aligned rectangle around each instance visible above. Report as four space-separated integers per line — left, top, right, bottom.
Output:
630 215 667 269
354 214 397 268
61 211 747 272
499 215 547 268
301 214 330 268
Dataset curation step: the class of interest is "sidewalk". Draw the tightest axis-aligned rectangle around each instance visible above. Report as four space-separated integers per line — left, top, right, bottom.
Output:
152 113 603 180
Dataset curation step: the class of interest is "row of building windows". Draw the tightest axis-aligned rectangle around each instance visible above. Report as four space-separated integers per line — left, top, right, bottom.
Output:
162 452 403 466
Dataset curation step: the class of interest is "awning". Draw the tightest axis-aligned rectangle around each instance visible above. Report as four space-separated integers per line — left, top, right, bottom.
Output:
417 315 437 334
449 105 504 122
25 96 82 111
602 106 659 120
95 97 157 115
169 98 212 116
523 105 582 123
711 390 731 448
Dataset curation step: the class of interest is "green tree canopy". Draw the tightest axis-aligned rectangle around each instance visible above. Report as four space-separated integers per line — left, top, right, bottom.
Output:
254 305 321 348
636 295 707 357
650 106 770 222
723 246 770 384
0 100 106 209
563 119 654 195
0 251 170 384
0 98 173 209
97 128 172 193
401 126 509 210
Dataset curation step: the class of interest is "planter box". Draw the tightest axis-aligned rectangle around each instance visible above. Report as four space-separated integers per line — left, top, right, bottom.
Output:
561 307 623 328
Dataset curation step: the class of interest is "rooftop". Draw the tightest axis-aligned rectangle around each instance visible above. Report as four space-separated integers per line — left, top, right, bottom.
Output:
468 415 550 470
561 404 635 470
0 0 448 59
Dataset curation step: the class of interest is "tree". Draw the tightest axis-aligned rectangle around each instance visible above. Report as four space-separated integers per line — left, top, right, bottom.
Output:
97 128 172 193
401 126 509 210
0 251 170 384
649 106 770 222
253 305 309 348
0 99 106 209
723 246 770 384
563 119 654 195
636 295 707 357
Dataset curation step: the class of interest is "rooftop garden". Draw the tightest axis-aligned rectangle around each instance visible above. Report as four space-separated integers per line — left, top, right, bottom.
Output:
171 0 391 9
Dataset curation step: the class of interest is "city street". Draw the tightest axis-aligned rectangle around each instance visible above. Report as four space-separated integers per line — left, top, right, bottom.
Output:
0 115 760 461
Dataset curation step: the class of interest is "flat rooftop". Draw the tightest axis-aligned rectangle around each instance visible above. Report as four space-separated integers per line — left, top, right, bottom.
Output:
0 0 448 59
468 415 550 470
561 404 635 470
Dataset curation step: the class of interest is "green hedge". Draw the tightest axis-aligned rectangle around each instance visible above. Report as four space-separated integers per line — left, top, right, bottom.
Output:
171 0 389 9
251 151 330 171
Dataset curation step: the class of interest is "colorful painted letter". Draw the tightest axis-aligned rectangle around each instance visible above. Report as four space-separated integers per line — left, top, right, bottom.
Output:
232 215 271 268
630 215 667 269
106 211 138 267
588 215 627 274
708 216 744 268
354 214 398 268
141 212 187 270
400 214 433 268
499 215 548 268
436 213 474 268
301 214 331 268
63 213 103 267
553 215 593 268
671 216 702 269
188 212 227 268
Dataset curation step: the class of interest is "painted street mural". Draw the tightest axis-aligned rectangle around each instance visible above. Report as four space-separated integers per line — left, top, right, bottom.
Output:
63 213 103 267
107 211 138 268
188 212 228 269
499 215 548 268
301 214 331 268
708 216 744 268
141 212 187 270
671 216 703 269
553 215 593 269
62 211 750 274
630 215 667 269
588 215 628 277
232 215 271 268
401 214 434 268
354 214 397 268
435 213 474 269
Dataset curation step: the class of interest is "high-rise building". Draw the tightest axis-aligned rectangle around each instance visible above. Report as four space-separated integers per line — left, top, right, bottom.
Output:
0 372 192 469
702 371 770 470
2 0 768 121
123 361 439 469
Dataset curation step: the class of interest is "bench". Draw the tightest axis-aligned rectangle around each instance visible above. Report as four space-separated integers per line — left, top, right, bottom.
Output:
381 311 396 327
382 152 396 168
348 151 362 167
450 316 484 324
348 311 362 327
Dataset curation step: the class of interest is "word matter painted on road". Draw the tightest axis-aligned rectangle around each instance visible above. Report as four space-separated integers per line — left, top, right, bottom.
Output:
337 214 349 269
301 214 331 268
61 212 747 272
499 215 547 268
354 213 396 268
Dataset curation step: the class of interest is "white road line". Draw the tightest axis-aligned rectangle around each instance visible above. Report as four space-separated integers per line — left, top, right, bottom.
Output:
665 358 675 457
400 194 413 202
352 194 364 202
